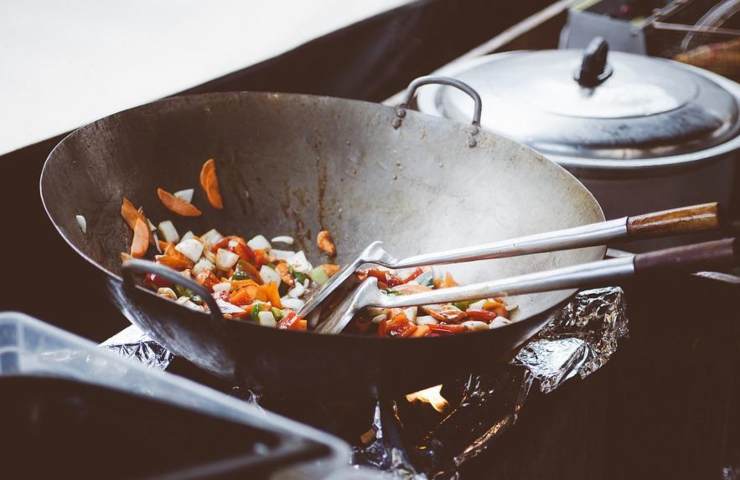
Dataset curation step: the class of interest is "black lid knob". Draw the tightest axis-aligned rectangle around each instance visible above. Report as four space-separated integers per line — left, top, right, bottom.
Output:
574 37 613 88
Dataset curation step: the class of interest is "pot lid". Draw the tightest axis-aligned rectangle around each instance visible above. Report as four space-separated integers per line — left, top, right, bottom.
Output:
419 38 740 160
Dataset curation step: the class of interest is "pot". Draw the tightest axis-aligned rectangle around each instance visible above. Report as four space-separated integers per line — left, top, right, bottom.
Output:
416 38 740 249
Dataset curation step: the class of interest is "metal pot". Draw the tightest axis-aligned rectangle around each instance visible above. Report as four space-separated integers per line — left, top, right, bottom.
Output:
416 39 740 248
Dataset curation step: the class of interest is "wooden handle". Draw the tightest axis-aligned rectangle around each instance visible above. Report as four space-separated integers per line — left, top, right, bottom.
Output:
634 237 738 274
627 202 721 238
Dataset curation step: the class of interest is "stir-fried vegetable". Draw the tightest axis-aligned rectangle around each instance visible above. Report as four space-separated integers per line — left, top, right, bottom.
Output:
119 158 515 337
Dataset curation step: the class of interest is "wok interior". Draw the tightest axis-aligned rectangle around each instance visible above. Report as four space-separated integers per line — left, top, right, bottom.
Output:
42 92 605 327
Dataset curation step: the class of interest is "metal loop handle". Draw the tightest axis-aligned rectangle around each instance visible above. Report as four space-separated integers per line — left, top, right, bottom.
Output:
394 76 483 147
122 259 224 323
399 76 483 126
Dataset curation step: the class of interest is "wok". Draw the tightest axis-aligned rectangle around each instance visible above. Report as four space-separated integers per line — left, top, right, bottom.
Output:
40 78 605 398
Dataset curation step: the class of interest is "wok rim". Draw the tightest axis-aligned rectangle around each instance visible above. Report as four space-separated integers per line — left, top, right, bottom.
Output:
39 90 606 345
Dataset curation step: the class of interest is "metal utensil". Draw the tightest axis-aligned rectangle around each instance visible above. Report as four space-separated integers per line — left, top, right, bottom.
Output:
317 238 739 334
300 202 722 319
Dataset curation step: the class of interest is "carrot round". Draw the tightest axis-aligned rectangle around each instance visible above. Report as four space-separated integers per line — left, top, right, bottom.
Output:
130 218 150 258
157 188 202 216
199 158 223 209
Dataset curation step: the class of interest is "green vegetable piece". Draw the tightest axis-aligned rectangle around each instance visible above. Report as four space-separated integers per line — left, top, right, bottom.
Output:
174 285 194 298
309 266 329 285
453 301 472 311
271 307 284 320
250 304 261 322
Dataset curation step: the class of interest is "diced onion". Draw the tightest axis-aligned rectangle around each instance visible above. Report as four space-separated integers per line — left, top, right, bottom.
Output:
147 219 157 232
403 307 418 323
287 282 305 298
371 314 387 324
216 248 239 270
468 300 486 311
257 311 277 327
75 214 87 234
158 220 179 243
415 315 438 326
192 257 215 275
461 320 489 331
174 188 194 203
215 298 245 314
259 265 281 286
247 234 271 250
490 317 512 329
280 297 305 311
157 287 177 300
175 238 204 263
271 249 296 261
152 233 162 253
181 231 196 242
271 235 294 245
212 282 232 295
201 229 223 247
288 251 313 273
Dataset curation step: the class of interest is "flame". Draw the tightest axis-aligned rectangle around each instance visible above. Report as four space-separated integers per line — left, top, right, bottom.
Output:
405 384 449 413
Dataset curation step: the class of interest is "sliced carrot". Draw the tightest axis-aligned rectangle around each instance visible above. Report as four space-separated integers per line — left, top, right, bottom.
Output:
157 188 202 217
231 279 259 290
229 288 254 306
156 254 192 270
199 158 223 209
121 197 141 230
130 218 150 258
259 282 282 308
411 325 431 337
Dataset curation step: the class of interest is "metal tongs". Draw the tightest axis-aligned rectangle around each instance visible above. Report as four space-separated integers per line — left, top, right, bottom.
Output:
304 203 737 334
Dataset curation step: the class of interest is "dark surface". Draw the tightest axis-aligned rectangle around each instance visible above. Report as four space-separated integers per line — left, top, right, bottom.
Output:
0 0 549 342
1 376 327 479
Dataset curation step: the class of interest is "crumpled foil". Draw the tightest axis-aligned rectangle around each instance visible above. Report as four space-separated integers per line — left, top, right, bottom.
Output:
101 324 174 370
355 287 628 479
100 287 627 479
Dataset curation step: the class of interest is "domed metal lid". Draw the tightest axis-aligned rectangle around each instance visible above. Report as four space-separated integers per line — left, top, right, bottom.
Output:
417 39 740 161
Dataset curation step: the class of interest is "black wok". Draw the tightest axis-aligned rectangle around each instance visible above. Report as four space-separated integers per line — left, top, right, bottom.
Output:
40 79 604 398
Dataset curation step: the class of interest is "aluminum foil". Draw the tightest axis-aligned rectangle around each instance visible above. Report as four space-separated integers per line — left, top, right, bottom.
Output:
101 324 174 370
100 287 627 479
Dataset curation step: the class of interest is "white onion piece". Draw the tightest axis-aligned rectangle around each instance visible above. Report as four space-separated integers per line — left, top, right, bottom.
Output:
247 234 271 250
271 235 294 245
157 287 177 300
216 248 239 270
257 311 277 327
271 249 296 261
468 300 486 311
192 258 215 275
147 219 156 232
75 215 87 234
288 251 313 273
403 307 418 323
215 298 245 314
461 320 489 331
212 282 232 295
158 220 179 243
415 315 438 326
287 282 305 298
201 229 223 247
181 231 196 242
259 265 281 286
371 313 387 324
281 297 305 311
489 317 512 329
152 233 162 253
175 239 204 263
174 188 194 203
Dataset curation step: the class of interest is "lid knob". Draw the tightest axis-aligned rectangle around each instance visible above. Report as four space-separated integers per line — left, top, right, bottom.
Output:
574 37 613 88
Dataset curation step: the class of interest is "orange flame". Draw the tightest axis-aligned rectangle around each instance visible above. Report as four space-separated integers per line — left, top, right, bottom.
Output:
405 384 449 413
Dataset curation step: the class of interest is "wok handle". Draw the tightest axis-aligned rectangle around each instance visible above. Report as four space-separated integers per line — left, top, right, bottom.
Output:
394 76 482 146
122 259 224 323
382 238 739 309
627 202 722 237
